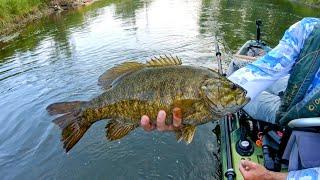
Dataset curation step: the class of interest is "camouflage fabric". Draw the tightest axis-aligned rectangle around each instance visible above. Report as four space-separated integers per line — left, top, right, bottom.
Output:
228 17 320 125
228 18 320 100
277 25 320 125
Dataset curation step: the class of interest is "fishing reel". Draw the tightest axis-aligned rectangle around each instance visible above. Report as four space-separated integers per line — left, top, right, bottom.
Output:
236 126 254 156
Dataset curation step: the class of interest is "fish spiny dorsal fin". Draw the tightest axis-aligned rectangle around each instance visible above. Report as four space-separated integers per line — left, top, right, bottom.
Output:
146 55 182 67
98 61 145 89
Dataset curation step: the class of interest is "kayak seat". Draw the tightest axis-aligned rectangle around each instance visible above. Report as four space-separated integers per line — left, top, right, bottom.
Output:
288 117 320 132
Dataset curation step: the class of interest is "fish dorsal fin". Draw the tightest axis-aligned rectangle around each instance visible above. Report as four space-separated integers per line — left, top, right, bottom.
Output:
98 55 182 89
105 120 137 140
98 62 145 89
146 55 182 67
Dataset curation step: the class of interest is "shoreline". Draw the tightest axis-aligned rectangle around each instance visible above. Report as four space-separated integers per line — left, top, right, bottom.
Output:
0 0 319 41
289 0 320 8
0 0 96 38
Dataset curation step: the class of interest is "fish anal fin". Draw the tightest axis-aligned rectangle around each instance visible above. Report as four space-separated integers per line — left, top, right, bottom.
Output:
175 125 196 144
175 129 183 142
106 120 137 141
146 55 182 67
98 62 145 89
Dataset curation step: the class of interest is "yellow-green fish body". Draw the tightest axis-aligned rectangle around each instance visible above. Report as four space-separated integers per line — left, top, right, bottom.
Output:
47 56 249 152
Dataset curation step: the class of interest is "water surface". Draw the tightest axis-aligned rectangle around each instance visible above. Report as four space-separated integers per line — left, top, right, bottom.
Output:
0 0 319 179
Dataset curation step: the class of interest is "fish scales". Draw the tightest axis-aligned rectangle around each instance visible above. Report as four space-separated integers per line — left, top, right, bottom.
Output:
91 66 214 120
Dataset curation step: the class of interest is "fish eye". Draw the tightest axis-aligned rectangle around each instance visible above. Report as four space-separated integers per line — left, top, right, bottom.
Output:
230 84 237 90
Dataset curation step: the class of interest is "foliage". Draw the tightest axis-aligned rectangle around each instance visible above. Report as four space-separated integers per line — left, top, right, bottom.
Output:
296 0 320 6
0 0 45 20
0 0 80 34
0 0 48 27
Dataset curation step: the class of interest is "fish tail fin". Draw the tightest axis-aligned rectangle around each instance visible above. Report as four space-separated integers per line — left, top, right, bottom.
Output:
52 112 91 152
46 101 87 115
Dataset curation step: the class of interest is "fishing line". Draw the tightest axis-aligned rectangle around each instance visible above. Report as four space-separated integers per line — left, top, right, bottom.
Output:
295 49 320 64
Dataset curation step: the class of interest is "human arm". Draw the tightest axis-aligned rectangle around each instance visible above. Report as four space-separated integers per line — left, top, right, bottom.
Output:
228 17 320 99
239 159 320 180
239 160 287 180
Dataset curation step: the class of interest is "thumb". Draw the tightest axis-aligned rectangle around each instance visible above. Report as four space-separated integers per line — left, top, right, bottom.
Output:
239 160 247 176
239 160 254 178
241 160 256 170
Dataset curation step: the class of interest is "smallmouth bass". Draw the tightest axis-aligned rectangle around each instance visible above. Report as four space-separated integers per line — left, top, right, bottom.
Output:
47 56 249 152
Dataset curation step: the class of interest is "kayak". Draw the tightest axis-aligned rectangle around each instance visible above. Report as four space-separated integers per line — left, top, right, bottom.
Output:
218 36 287 180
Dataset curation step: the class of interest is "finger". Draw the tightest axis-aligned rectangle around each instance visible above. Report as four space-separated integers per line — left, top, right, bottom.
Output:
242 159 255 170
239 160 246 177
141 115 154 131
141 115 151 130
173 107 182 128
166 124 174 131
157 110 167 131
240 160 254 171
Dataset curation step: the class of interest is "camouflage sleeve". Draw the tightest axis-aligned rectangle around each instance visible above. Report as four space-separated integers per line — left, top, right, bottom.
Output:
287 167 320 180
228 17 320 99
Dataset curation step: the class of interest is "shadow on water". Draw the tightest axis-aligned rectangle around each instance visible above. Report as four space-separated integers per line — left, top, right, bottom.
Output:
0 0 319 179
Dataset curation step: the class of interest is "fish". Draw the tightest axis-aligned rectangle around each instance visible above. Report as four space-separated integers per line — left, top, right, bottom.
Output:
47 56 250 152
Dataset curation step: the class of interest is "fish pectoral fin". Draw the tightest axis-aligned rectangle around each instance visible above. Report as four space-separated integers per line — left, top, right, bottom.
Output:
183 109 212 125
105 120 137 141
175 125 196 144
146 55 182 67
98 62 145 90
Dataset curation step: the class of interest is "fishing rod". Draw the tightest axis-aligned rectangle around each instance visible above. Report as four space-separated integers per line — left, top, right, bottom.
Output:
256 19 262 43
214 36 236 180
214 36 223 75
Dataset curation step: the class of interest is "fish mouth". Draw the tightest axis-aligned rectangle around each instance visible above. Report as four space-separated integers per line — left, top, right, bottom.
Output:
243 89 247 95
244 97 251 105
236 90 250 106
239 96 251 107
242 89 247 97
236 96 250 107
224 97 251 116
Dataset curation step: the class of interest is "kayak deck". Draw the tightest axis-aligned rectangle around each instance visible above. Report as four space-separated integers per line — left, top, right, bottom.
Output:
220 117 264 180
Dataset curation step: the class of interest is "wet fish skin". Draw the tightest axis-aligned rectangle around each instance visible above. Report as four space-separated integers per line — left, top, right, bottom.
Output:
47 56 249 152
90 66 216 122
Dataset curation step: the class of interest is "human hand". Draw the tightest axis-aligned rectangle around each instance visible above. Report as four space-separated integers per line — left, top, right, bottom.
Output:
140 107 182 131
239 160 287 180
239 160 270 180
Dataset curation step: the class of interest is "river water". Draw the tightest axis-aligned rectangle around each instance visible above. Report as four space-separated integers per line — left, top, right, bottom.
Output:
0 0 319 179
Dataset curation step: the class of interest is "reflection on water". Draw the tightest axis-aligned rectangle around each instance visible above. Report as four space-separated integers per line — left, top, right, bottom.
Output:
0 0 318 179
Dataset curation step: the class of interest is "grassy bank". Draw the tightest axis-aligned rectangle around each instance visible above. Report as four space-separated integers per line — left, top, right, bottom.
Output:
0 0 44 21
0 0 48 32
0 0 86 36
